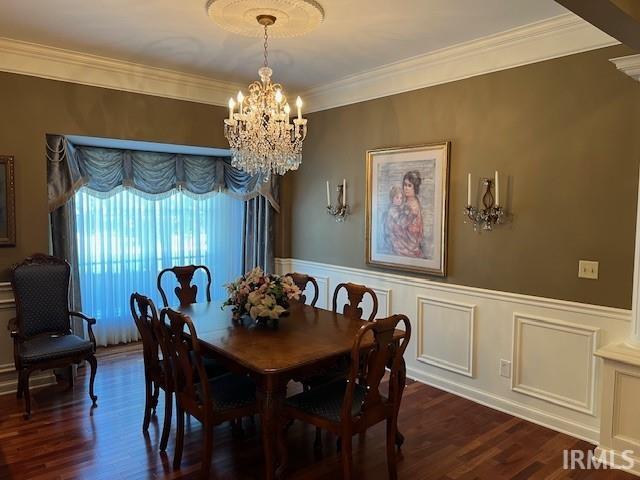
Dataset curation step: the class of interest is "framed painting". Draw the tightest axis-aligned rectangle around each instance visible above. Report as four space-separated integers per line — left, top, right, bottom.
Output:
366 142 450 276
0 156 16 246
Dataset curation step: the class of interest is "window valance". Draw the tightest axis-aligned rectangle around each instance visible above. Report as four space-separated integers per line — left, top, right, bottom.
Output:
46 134 278 212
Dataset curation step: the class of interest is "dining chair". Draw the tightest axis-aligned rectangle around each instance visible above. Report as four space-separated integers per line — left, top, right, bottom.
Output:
130 293 173 452
332 282 378 322
159 308 259 479
284 272 319 306
303 282 379 392
8 254 98 419
157 265 212 307
278 314 411 480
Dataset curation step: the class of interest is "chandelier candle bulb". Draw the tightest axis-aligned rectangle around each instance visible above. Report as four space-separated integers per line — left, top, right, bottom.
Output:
495 170 500 206
296 96 302 120
467 173 471 206
228 98 235 121
237 91 244 114
275 89 283 104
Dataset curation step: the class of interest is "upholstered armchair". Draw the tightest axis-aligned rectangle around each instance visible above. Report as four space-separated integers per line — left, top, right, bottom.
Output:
8 254 98 418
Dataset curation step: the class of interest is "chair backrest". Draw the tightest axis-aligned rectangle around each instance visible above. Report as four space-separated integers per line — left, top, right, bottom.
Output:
159 308 211 417
130 293 163 380
332 282 378 321
157 265 212 307
343 314 411 422
285 272 319 307
11 254 71 339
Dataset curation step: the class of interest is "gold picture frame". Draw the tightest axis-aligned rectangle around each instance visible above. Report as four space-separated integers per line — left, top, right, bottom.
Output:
0 156 16 246
365 142 450 276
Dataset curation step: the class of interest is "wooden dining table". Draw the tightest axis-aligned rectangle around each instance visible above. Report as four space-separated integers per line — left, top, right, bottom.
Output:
173 300 407 479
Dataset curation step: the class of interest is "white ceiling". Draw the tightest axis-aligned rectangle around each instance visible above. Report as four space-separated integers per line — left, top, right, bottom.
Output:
0 0 569 91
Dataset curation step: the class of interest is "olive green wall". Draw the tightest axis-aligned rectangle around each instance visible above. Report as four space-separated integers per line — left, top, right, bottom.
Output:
0 72 228 279
279 45 640 309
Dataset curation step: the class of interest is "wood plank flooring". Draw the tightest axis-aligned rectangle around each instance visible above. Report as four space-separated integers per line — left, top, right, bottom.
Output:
0 344 634 479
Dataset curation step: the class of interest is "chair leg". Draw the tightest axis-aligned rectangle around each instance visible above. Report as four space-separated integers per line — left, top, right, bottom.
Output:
16 371 23 399
276 417 289 479
386 417 398 480
314 427 322 450
143 377 153 432
173 407 185 469
201 422 214 480
160 390 172 452
151 382 160 415
340 434 353 480
68 365 74 390
87 355 98 406
22 370 32 420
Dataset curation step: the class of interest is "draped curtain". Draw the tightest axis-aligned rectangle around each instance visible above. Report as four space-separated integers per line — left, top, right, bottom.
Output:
47 134 277 346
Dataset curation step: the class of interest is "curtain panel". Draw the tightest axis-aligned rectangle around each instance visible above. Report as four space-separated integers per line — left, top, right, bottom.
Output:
46 134 279 211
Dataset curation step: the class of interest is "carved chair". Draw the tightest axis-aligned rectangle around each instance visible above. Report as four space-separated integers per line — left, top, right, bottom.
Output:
304 282 379 447
8 254 98 419
304 282 379 392
158 308 258 478
332 282 378 322
130 293 173 451
157 265 212 307
278 314 411 480
284 272 319 306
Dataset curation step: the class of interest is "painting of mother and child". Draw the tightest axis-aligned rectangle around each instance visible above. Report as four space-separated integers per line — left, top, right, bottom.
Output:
367 143 450 276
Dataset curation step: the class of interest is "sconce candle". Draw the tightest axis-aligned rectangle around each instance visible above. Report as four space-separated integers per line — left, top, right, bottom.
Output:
464 174 506 231
326 180 349 222
326 181 330 207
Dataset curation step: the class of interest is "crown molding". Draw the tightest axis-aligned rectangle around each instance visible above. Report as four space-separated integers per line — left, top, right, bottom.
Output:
300 13 619 113
610 54 640 82
0 13 618 111
0 37 243 107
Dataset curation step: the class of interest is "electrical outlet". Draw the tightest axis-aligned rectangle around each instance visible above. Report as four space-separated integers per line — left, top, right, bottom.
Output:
578 260 599 280
499 359 511 378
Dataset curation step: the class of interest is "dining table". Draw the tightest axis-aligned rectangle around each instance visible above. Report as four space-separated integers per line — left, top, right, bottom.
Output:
174 300 407 480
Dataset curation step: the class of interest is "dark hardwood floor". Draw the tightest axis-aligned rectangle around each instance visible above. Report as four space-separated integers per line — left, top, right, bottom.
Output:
0 344 633 479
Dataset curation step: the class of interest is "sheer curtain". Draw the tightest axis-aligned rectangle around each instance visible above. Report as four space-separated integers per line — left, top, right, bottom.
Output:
75 188 244 346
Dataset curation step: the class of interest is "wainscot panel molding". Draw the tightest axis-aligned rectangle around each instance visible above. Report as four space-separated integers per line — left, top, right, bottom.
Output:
511 314 599 416
0 281 56 396
0 37 244 107
595 344 640 475
417 296 475 378
276 258 632 443
301 13 617 112
0 13 616 113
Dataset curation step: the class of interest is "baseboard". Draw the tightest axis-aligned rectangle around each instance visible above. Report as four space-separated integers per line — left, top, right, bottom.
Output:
406 366 599 444
594 447 640 477
0 370 57 397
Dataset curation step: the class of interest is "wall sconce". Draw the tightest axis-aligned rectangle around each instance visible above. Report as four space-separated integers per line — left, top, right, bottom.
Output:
464 171 506 231
326 179 349 222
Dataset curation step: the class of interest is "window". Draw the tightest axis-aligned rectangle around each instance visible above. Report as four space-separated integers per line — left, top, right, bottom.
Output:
75 188 244 346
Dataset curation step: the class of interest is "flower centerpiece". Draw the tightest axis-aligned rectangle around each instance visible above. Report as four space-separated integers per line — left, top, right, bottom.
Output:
222 267 301 325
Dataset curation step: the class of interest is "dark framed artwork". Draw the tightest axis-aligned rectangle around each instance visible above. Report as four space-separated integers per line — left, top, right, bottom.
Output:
366 142 450 276
0 156 16 246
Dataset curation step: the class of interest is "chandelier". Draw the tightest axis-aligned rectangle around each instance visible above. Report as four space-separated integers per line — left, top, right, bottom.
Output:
224 15 307 179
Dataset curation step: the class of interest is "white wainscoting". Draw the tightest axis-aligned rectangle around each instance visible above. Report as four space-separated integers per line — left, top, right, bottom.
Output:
417 296 476 378
0 282 55 396
511 314 599 415
276 258 632 443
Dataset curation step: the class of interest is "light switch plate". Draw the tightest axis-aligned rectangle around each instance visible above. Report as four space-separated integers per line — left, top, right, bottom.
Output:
578 260 599 280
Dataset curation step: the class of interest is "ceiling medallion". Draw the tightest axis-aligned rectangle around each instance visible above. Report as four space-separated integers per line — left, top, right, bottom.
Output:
209 1 321 179
206 0 324 38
